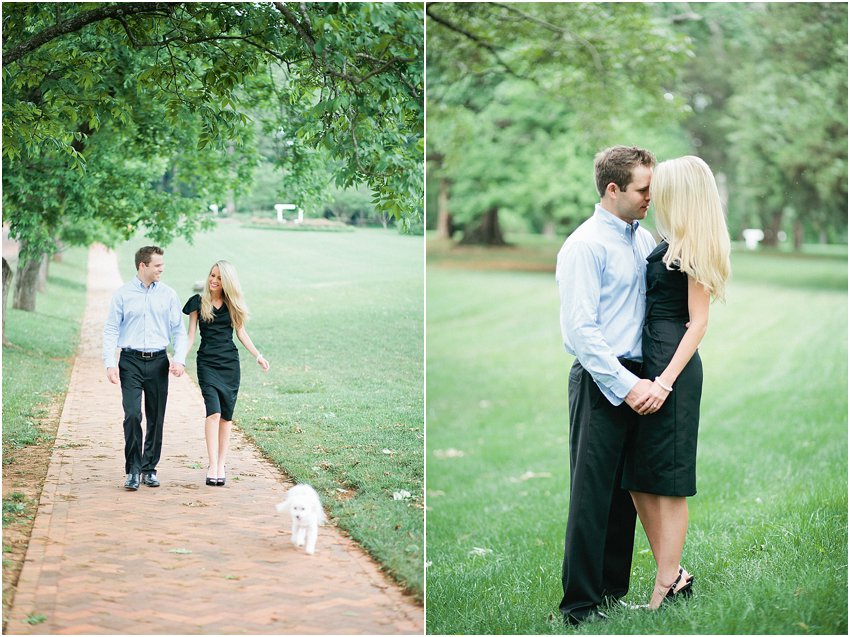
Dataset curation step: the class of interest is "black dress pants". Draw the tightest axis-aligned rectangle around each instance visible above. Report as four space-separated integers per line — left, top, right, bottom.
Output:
560 359 639 622
118 351 169 475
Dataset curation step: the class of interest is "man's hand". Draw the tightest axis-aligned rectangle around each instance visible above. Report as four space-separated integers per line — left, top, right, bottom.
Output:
107 367 120 384
169 362 185 377
624 379 654 414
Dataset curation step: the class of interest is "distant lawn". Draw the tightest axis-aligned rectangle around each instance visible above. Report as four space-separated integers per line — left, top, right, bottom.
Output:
425 241 847 634
427 231 849 276
115 222 424 598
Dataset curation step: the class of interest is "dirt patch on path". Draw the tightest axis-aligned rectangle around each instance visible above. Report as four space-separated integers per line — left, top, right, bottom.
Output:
2 398 62 630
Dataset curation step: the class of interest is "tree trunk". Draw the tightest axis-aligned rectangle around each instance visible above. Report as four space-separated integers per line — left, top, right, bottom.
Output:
52 240 65 263
37 254 49 292
226 144 236 215
459 207 507 246
793 219 804 251
3 257 12 344
761 211 783 247
13 245 43 312
542 219 557 238
436 177 453 240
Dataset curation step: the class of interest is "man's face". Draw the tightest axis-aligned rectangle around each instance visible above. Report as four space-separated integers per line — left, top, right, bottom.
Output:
140 254 164 285
614 164 652 224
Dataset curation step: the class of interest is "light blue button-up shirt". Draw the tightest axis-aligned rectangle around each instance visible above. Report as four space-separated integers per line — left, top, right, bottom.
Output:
102 277 188 369
556 205 656 405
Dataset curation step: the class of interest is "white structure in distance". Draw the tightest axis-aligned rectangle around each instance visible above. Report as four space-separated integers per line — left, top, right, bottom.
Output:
742 228 764 250
274 203 304 224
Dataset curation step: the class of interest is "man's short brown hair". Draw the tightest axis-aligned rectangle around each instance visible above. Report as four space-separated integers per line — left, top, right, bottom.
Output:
135 246 164 270
594 146 656 197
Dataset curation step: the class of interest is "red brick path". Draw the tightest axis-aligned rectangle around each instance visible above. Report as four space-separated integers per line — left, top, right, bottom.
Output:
4 245 424 635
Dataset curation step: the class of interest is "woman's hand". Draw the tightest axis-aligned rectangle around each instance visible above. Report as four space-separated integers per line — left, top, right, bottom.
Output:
637 380 671 415
257 354 270 372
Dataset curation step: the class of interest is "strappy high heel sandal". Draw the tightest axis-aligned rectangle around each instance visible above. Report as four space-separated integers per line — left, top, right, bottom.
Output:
674 571 694 598
663 568 684 603
649 569 683 609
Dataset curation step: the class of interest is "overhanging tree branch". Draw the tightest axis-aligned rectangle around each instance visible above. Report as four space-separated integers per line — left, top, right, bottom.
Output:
490 2 605 76
3 3 172 64
425 3 528 83
274 2 316 50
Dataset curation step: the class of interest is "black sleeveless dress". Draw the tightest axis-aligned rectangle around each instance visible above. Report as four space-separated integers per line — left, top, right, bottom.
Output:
622 241 702 497
182 294 241 420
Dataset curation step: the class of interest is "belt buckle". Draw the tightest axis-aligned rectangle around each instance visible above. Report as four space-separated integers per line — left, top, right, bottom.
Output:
141 351 154 359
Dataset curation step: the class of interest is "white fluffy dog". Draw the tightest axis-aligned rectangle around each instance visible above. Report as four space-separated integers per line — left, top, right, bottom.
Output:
275 484 326 554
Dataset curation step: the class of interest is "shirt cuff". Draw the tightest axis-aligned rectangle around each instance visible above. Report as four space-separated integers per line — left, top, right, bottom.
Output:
604 367 641 406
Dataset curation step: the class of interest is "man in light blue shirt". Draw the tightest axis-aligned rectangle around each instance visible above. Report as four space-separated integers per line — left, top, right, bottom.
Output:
103 246 188 490
555 146 657 624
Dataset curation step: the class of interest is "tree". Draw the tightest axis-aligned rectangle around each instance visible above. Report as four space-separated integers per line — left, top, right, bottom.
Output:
2 258 12 345
3 2 423 309
642 3 847 248
722 3 847 246
426 2 692 244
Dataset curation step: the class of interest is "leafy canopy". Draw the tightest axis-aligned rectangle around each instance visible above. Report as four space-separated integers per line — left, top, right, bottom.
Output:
3 2 424 264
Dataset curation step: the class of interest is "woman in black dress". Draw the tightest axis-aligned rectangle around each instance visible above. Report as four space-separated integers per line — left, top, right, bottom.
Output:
622 156 731 609
184 260 269 486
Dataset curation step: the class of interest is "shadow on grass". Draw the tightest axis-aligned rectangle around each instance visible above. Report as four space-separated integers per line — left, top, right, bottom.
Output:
45 275 87 293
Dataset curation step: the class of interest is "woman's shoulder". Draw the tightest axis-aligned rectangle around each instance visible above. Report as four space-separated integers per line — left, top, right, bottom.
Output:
182 293 201 314
646 240 669 263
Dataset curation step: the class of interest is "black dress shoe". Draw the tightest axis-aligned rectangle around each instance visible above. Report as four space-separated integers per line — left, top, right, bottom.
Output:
142 473 160 487
124 473 140 490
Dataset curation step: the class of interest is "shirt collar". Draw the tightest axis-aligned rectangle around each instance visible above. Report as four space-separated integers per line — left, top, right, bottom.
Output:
595 204 640 240
134 275 157 290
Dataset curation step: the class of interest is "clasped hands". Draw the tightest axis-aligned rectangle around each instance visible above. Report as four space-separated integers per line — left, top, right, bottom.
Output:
106 360 184 383
625 378 670 415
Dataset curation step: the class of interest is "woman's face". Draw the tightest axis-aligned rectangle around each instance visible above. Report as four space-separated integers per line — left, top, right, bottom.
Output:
209 266 222 293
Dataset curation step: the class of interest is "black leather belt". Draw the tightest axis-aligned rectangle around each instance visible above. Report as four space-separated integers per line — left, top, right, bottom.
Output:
617 357 642 374
122 348 167 359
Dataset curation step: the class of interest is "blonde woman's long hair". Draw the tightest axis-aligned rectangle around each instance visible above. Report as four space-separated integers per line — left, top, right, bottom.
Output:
651 155 731 302
199 260 249 329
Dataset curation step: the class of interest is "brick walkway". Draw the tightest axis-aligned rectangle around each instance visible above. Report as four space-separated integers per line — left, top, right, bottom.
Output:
5 245 424 635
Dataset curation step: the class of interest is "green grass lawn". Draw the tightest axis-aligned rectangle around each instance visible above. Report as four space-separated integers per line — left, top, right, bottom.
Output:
114 222 424 598
425 244 847 634
3 247 90 462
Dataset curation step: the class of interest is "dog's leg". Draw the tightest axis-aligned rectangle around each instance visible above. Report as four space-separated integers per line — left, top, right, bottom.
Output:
295 524 307 548
305 521 318 554
290 519 299 545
